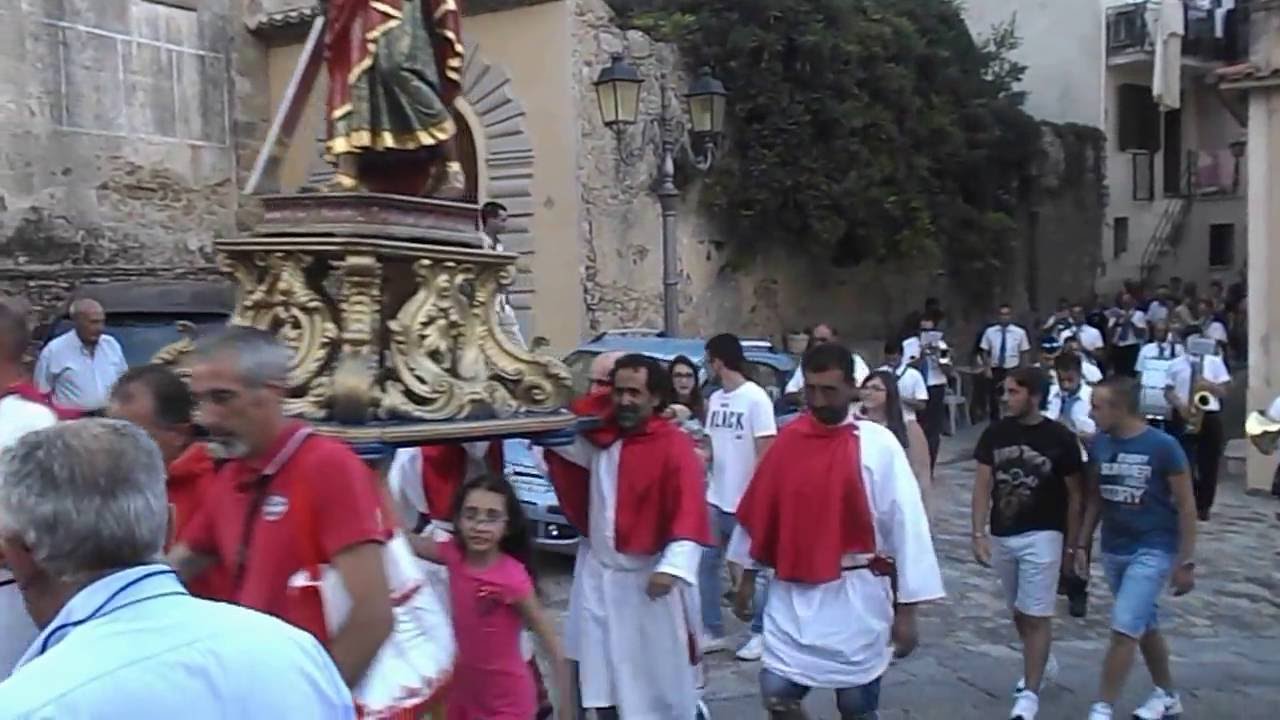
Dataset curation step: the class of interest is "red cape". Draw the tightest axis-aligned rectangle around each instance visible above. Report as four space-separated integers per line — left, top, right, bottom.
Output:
736 413 876 584
1 382 80 420
419 442 503 520
546 394 711 554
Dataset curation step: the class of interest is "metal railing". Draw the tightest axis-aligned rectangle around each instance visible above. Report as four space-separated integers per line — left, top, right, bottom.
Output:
1138 156 1197 284
1107 2 1248 64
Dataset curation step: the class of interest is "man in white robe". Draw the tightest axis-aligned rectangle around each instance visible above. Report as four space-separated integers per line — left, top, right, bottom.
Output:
544 353 711 719
728 342 944 719
0 300 58 679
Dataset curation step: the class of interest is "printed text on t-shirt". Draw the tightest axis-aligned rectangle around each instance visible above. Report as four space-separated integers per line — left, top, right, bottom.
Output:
1099 452 1151 505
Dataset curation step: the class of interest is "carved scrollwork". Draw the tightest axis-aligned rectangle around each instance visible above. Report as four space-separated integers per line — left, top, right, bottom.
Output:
149 320 199 374
382 258 571 421
224 252 339 417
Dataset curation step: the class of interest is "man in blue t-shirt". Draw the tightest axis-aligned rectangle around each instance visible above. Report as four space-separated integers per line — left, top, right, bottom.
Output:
1078 377 1197 720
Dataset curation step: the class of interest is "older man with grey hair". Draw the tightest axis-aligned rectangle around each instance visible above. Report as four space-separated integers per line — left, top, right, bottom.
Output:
169 326 393 689
33 297 127 413
0 419 354 717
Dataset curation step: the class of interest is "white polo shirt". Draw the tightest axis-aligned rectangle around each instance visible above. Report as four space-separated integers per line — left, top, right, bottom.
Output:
1167 353 1232 413
1137 341 1185 367
979 324 1030 369
33 331 127 411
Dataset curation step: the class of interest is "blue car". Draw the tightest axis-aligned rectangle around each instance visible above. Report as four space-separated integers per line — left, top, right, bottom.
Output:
516 329 799 554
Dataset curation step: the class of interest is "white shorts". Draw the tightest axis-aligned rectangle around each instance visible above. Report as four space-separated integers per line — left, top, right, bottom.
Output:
992 530 1063 618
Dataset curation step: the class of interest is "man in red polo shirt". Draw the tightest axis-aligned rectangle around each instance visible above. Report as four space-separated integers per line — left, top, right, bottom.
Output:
109 364 232 600
168 327 393 689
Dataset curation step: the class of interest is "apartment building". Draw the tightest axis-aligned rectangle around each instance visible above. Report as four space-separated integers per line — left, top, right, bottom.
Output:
964 0 1250 294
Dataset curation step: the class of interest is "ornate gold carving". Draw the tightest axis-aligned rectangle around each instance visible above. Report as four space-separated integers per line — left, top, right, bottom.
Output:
226 252 340 418
149 321 199 374
383 258 571 421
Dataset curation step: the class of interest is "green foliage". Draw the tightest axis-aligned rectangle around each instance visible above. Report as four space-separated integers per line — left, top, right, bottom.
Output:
612 0 1044 300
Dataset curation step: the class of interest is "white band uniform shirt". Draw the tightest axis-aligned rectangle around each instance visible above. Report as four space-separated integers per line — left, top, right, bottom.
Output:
1058 323 1106 355
878 362 929 422
901 336 950 388
726 420 944 689
706 381 778 513
1167 353 1231 413
786 353 870 395
33 331 127 411
1137 341 1185 366
980 324 1030 369
1045 382 1096 437
1146 300 1170 324
1109 309 1148 348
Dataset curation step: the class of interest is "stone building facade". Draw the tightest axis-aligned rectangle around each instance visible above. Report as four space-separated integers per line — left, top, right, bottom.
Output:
1 0 1105 357
0 0 269 317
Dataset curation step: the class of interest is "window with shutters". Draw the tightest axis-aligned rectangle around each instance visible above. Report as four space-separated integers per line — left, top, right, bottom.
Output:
1117 84 1160 153
1209 224 1235 268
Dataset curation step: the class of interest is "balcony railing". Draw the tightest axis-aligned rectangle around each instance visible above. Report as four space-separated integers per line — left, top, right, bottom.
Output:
1107 1 1249 65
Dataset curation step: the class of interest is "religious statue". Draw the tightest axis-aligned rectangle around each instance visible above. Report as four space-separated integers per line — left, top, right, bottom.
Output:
320 0 466 196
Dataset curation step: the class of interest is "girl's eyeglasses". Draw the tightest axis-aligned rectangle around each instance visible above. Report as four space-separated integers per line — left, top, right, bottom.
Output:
461 508 508 526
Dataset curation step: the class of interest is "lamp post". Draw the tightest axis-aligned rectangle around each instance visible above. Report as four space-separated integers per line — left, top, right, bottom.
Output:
593 56 727 336
1229 138 1247 194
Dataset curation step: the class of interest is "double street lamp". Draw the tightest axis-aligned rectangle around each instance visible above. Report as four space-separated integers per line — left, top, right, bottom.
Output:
593 55 728 336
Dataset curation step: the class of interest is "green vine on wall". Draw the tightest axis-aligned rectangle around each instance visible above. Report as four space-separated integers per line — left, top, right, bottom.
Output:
612 0 1044 302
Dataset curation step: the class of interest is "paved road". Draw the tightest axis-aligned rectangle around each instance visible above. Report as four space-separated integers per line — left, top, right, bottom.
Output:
533 429 1280 719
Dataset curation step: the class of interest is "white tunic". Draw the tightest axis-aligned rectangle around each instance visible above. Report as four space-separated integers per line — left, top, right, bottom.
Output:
0 395 58 679
727 421 944 688
552 437 702 719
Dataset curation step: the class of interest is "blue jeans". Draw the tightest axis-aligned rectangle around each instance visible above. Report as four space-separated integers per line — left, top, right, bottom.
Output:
760 668 880 719
1102 548 1175 639
699 504 769 637
699 504 738 637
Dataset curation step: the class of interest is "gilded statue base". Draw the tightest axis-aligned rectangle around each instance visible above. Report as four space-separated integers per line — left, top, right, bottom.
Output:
157 193 575 445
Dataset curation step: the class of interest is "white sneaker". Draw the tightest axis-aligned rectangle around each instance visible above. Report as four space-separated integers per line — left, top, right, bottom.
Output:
1131 687 1183 720
1009 689 1039 720
735 633 764 661
1087 702 1113 720
701 635 731 654
1013 654 1060 694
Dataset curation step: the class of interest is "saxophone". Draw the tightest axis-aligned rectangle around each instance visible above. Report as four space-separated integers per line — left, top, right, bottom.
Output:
1184 355 1213 435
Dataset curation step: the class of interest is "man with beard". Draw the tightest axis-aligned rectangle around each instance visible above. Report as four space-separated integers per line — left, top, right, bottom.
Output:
727 342 943 720
784 324 869 409
543 353 710 719
109 365 231 600
971 367 1084 720
167 327 393 690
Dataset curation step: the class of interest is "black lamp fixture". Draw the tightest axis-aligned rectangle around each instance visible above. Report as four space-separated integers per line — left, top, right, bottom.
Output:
593 54 644 132
685 66 727 167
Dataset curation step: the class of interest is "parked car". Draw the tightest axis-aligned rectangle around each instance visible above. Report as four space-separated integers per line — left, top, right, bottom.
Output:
518 330 799 554
40 281 235 367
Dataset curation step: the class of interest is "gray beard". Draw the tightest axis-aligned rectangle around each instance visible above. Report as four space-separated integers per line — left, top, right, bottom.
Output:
205 437 249 460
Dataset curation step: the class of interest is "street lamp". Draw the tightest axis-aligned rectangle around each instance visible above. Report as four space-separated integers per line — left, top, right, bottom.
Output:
592 58 728 336
1229 138 1247 194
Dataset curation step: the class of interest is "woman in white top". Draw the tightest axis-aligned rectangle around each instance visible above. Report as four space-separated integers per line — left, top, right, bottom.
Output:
859 370 933 517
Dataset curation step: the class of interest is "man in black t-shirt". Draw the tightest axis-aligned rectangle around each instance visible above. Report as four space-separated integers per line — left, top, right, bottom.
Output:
971 366 1084 720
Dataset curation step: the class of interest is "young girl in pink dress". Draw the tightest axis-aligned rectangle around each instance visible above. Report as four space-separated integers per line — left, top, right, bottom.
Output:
410 474 570 720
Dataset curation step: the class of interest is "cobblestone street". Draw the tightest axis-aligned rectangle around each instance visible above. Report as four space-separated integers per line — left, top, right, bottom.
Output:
537 430 1280 719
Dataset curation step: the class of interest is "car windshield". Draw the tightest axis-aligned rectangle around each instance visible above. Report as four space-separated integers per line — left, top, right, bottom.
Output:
50 315 230 367
563 350 788 402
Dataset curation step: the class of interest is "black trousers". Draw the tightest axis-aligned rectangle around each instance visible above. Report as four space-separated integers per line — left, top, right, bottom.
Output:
923 384 946 467
987 367 1009 423
1177 412 1224 514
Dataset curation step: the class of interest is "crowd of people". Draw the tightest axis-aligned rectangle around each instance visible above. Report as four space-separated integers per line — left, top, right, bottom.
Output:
0 274 1251 719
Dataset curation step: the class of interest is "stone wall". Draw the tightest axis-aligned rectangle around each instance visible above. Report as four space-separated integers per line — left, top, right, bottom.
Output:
0 0 266 319
572 0 1105 354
